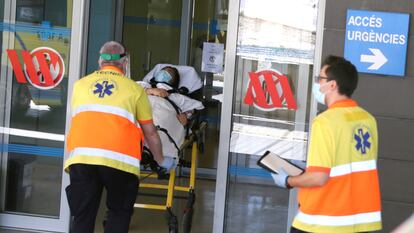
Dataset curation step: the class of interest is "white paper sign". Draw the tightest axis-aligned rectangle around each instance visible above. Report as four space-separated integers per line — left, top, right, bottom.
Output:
202 42 224 73
229 123 308 160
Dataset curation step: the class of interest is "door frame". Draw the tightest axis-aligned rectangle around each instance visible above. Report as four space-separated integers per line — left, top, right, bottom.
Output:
212 0 240 232
0 0 87 232
179 0 193 65
114 0 125 43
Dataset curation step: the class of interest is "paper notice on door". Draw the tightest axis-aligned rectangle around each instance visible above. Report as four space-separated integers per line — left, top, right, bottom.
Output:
202 42 224 73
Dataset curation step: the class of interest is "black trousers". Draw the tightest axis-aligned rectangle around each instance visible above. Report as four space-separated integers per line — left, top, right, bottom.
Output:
66 164 139 233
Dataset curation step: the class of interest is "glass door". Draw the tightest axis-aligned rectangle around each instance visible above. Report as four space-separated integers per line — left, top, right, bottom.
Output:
189 0 229 171
85 0 122 75
214 0 320 232
123 0 183 80
0 0 82 231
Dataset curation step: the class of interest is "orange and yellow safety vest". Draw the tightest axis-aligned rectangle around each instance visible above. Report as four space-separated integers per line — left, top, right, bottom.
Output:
64 66 153 176
293 99 382 233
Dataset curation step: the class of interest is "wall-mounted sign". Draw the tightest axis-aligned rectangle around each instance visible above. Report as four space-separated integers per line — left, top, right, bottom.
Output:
7 47 65 89
202 42 224 73
344 9 410 76
244 69 297 111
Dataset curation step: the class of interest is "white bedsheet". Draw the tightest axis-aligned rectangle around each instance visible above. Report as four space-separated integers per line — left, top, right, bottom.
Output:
137 81 204 158
148 95 185 158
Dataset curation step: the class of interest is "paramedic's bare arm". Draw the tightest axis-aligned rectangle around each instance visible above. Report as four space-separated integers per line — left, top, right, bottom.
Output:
287 171 329 188
141 123 164 164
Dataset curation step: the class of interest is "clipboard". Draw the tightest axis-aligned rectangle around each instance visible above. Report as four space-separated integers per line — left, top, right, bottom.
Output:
257 151 304 176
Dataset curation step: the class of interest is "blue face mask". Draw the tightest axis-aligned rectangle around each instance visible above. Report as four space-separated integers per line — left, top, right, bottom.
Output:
154 70 172 83
312 83 326 105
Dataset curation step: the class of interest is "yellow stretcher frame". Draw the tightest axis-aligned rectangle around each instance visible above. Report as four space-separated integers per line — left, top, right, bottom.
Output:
134 121 207 233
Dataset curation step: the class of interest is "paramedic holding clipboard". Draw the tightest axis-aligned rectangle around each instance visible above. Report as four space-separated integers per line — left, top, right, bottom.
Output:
271 55 382 233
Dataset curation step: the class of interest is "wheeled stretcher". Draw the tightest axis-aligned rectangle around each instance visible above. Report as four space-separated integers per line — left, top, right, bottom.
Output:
137 119 206 233
134 64 206 233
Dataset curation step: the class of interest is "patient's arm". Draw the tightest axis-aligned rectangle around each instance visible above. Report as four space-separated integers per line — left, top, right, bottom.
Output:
177 113 188 125
141 123 164 164
146 88 169 97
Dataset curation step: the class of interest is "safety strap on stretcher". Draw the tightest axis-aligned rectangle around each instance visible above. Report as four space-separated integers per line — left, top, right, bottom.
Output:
156 125 181 153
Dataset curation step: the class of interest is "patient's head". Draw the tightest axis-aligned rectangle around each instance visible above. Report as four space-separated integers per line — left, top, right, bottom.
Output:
154 66 180 88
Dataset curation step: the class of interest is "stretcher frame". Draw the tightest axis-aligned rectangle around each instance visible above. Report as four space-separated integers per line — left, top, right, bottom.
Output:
134 121 207 233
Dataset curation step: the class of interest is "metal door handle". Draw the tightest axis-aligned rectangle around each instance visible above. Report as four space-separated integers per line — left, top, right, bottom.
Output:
146 51 151 72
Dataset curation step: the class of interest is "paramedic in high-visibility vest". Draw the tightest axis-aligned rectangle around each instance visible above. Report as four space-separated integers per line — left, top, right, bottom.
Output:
272 55 382 233
64 41 177 233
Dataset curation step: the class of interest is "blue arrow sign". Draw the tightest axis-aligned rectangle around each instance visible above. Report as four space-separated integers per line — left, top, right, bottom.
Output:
344 10 410 76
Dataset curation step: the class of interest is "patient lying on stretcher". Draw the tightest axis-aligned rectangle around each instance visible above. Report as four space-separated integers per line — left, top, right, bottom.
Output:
142 66 201 125
137 66 204 160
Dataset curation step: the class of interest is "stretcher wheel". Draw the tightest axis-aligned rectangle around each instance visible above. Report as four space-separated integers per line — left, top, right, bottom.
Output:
182 190 196 233
182 207 194 233
166 208 178 233
168 217 178 233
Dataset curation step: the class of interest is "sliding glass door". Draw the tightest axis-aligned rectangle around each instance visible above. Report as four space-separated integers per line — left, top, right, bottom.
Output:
214 0 320 232
0 0 84 231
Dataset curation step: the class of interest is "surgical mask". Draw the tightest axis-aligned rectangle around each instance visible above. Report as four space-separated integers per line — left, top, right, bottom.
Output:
312 82 326 105
154 70 172 83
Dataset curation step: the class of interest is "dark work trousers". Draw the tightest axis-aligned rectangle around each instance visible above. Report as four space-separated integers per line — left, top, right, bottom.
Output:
65 164 139 233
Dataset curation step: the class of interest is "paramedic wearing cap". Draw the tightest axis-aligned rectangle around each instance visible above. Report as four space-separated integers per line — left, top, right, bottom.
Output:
64 41 176 233
271 55 382 233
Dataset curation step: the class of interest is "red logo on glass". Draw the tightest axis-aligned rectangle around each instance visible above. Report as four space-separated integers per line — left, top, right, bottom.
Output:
7 47 65 90
244 69 297 111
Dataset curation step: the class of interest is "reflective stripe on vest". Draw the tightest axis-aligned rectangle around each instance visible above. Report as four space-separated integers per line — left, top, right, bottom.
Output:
296 210 381 226
69 147 140 168
72 104 139 127
330 159 376 177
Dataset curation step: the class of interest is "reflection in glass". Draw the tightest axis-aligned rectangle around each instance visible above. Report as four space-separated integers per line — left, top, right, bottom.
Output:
187 0 229 169
231 61 312 158
123 0 182 80
238 0 317 64
224 0 319 232
2 0 72 217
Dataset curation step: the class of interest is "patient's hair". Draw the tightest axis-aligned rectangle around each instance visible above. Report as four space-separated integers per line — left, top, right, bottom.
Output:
162 66 180 88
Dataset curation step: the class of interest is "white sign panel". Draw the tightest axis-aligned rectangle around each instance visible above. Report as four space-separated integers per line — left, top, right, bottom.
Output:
344 9 410 76
230 123 308 160
202 42 224 73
